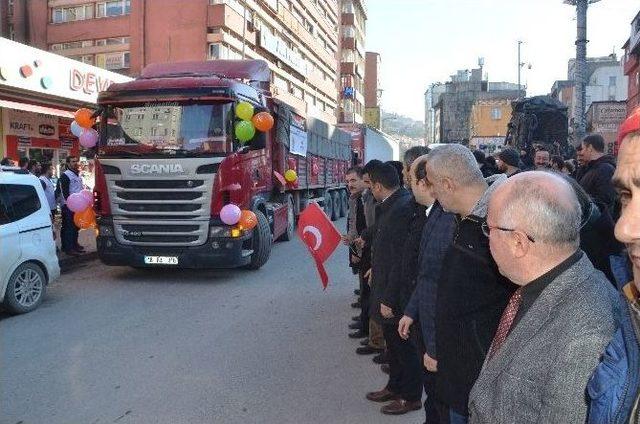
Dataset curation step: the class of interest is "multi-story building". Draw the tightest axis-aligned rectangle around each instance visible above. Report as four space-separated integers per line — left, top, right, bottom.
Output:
469 98 514 154
363 51 380 129
431 65 522 144
338 0 366 126
2 0 341 124
424 83 446 144
622 10 640 115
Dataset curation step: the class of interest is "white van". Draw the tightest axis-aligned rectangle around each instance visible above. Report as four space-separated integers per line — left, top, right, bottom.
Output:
0 167 60 314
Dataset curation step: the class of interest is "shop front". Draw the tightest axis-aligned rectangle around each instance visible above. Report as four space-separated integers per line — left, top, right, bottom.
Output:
0 37 131 176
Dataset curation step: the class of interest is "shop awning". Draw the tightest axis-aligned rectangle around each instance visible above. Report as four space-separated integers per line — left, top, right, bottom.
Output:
0 99 75 119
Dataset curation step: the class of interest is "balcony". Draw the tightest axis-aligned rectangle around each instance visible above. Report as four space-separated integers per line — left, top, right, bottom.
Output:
341 62 355 75
341 36 355 50
342 12 355 25
624 52 639 76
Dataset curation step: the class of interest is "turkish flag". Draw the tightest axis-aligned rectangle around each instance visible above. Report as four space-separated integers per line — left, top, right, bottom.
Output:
297 203 341 289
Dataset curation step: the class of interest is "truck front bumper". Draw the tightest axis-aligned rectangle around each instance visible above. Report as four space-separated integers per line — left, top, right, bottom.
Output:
97 232 253 269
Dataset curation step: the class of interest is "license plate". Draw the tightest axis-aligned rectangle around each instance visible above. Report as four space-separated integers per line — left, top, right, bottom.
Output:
144 256 179 265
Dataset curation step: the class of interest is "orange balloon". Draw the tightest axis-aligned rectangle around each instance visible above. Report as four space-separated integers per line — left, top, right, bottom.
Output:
74 207 96 230
252 112 274 132
75 108 95 128
238 210 258 231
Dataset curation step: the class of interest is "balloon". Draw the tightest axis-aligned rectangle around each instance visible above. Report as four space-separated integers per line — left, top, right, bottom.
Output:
79 189 93 206
235 121 256 143
284 169 297 183
238 210 258 231
252 112 274 132
74 207 96 230
220 204 241 225
74 108 95 128
66 192 92 212
79 128 99 148
70 121 83 137
235 102 255 121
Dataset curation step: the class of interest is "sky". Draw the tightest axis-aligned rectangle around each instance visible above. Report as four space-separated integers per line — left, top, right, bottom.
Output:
365 0 639 122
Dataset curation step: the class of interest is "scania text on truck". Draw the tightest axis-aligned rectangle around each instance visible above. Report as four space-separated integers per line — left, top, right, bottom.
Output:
93 60 351 269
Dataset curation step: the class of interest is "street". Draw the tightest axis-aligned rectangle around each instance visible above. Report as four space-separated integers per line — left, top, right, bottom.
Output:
0 218 417 424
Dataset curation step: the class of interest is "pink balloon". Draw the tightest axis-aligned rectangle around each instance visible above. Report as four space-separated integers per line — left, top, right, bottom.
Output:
220 204 241 225
80 189 93 206
67 192 91 212
79 128 99 148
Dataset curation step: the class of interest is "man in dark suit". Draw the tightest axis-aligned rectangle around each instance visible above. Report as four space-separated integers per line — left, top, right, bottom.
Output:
363 163 421 415
469 172 619 423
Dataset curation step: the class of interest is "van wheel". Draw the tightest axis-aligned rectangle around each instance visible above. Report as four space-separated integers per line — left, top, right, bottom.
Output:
2 262 46 314
278 195 295 242
339 190 348 218
330 191 339 221
323 190 334 219
245 210 272 270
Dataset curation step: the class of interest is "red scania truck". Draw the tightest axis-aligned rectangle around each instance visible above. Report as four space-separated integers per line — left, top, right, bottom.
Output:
93 60 352 269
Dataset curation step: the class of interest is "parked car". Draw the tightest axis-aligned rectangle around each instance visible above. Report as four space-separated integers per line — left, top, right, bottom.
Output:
0 166 60 314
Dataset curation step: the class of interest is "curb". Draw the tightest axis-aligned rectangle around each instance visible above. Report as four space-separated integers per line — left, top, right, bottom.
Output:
59 252 99 273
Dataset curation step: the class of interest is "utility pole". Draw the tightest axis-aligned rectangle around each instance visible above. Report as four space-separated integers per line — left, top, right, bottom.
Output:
517 41 523 98
564 0 601 143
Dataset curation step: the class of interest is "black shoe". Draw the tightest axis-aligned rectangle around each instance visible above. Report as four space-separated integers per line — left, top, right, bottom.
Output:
356 345 384 355
354 289 360 295
348 330 367 339
348 322 362 330
351 301 361 308
372 352 389 364
352 315 360 322
360 338 369 346
62 249 80 257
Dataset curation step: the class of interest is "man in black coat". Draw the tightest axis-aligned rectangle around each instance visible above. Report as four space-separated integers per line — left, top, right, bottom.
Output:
363 163 422 415
424 145 516 423
579 133 617 214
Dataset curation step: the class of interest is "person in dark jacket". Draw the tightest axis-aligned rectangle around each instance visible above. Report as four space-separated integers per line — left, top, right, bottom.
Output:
423 145 516 423
579 134 617 214
495 148 522 177
363 163 421 415
562 174 625 286
473 150 495 178
398 155 457 424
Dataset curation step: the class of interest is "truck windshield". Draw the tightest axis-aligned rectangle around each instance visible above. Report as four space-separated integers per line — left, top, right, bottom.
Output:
102 102 233 157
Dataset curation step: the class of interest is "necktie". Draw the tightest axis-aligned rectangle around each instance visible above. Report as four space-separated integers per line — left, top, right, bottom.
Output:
487 288 523 360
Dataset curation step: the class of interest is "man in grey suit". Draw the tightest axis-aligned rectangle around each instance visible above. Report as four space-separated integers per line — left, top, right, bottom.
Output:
469 171 620 424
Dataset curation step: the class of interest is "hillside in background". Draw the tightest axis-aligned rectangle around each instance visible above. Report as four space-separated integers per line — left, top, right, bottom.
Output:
380 111 425 140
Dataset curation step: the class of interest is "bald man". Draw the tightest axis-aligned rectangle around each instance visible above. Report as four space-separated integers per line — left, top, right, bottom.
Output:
468 172 619 424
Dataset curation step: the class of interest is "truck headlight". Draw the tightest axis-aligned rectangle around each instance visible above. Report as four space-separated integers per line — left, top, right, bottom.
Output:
98 225 114 237
209 226 232 238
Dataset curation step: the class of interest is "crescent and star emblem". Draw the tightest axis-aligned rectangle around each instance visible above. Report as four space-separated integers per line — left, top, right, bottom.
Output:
302 226 323 251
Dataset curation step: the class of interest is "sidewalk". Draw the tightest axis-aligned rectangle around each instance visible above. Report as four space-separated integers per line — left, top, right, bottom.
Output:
54 215 98 272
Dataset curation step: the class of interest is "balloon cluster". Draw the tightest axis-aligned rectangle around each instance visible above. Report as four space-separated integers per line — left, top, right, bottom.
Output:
66 189 96 230
220 204 258 231
71 108 99 149
234 102 274 143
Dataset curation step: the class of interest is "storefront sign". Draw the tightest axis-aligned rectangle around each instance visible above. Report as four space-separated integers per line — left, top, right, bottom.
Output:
259 31 308 77
3 108 59 140
0 37 131 104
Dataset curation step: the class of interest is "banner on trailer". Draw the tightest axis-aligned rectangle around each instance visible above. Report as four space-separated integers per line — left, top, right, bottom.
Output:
289 125 308 157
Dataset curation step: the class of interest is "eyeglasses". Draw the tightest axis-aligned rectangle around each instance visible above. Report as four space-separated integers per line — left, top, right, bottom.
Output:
481 221 536 243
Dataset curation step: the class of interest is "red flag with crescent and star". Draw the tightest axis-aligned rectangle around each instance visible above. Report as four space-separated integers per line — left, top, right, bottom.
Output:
296 203 341 289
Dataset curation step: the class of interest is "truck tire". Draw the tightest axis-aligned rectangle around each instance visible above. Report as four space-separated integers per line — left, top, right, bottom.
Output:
339 190 348 218
277 194 295 242
323 190 334 219
245 210 272 270
2 262 47 315
330 191 339 221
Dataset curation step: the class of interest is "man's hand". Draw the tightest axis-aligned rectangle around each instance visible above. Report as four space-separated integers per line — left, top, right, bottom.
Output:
423 353 437 372
354 237 365 248
363 269 371 281
341 234 351 246
349 254 361 264
398 315 414 340
380 303 394 319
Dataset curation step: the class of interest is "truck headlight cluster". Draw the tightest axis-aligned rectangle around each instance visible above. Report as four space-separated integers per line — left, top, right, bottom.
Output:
209 226 233 238
98 225 114 237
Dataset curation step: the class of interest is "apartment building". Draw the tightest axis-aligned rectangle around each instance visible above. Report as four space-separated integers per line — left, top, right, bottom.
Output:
338 0 366 125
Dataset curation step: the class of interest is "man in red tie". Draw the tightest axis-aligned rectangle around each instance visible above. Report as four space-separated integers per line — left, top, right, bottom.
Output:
468 171 620 424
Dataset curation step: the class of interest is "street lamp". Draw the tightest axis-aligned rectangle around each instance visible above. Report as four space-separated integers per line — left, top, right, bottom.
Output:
564 0 602 143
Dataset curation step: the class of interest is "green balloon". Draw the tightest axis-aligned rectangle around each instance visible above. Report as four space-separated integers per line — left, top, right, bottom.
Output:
235 120 256 142
235 102 255 121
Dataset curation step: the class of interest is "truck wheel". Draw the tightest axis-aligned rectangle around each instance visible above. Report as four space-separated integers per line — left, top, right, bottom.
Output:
2 262 47 314
339 190 348 218
277 195 295 242
245 210 272 270
330 191 339 221
323 190 334 219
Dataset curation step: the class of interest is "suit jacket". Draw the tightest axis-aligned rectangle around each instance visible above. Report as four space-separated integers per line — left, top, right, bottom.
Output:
468 253 620 424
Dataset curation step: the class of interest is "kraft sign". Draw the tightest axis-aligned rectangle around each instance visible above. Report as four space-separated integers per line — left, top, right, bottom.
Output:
69 69 114 95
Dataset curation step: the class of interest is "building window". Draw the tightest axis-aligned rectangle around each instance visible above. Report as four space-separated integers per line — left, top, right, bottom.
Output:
96 0 131 18
609 76 617 87
52 4 94 23
8 24 15 40
69 55 95 65
95 51 130 70
491 107 502 120
8 0 14 16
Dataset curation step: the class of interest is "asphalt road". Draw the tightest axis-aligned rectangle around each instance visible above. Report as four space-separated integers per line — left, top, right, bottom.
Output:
0 218 419 424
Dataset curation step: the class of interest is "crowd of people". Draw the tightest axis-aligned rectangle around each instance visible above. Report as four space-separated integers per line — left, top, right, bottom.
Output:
341 107 640 423
1 155 86 257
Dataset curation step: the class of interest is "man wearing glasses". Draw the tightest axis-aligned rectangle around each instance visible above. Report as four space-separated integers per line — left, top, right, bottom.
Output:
468 171 619 423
